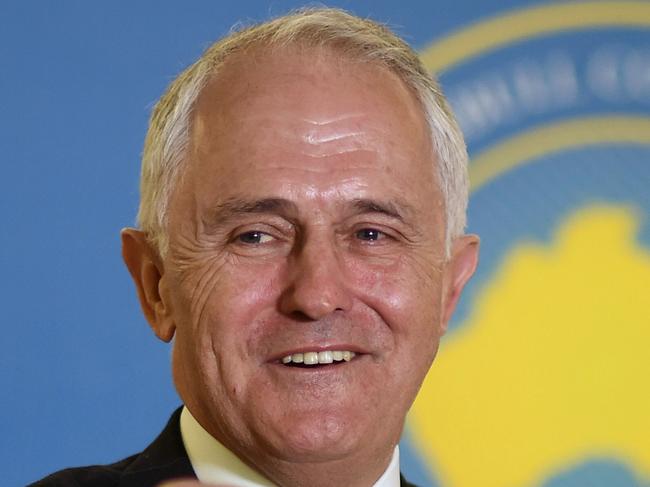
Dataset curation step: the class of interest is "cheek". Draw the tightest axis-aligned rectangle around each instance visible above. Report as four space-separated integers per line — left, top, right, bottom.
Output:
188 258 286 350
173 258 287 400
219 260 283 311
348 254 442 321
345 253 445 364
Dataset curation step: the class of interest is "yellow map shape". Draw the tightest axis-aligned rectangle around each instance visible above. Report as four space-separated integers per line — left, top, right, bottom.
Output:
409 205 650 487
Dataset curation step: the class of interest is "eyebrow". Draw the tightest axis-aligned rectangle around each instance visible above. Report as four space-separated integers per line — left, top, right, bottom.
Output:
207 197 299 222
350 198 413 222
202 196 413 232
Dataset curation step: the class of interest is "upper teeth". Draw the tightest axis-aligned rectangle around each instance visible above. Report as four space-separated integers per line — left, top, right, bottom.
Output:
281 350 356 365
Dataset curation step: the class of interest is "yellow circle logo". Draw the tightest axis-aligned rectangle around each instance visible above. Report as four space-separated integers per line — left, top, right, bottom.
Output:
407 3 650 486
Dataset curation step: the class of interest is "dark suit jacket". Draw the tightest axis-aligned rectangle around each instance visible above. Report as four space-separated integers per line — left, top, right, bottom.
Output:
29 408 418 487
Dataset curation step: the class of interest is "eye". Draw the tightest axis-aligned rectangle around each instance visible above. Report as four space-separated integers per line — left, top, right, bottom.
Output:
237 231 275 245
355 228 385 242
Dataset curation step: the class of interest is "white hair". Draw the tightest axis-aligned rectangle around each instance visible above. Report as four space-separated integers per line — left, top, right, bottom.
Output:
138 7 468 257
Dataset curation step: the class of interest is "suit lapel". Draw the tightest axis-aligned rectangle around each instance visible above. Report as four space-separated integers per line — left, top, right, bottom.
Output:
118 407 196 487
400 473 419 487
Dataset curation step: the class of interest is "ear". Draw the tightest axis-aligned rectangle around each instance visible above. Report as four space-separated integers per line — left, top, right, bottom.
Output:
121 228 176 342
441 234 480 332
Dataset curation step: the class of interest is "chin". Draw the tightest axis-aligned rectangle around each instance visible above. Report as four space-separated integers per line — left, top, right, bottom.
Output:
261 411 366 462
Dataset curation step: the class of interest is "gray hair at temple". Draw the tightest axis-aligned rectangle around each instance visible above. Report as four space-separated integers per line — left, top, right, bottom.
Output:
137 7 468 258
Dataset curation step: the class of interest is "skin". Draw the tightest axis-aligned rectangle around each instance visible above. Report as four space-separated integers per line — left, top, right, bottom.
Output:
123 47 479 487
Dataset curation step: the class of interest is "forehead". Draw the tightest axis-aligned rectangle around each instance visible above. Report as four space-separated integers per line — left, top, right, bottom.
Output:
182 46 437 208
196 46 427 123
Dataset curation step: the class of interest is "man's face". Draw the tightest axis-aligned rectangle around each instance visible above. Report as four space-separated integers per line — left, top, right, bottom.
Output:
153 49 475 469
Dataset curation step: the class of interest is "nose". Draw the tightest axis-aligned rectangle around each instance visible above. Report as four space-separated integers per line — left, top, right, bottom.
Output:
279 237 353 320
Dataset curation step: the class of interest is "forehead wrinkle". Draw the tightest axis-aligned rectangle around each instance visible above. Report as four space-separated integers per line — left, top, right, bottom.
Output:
300 147 371 159
251 120 369 147
238 112 377 138
299 113 366 125
303 130 365 145
298 122 376 158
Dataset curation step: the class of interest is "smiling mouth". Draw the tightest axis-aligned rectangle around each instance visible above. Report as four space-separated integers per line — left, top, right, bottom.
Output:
280 350 357 367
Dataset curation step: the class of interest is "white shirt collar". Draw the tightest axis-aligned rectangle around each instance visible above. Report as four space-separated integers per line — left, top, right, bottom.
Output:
180 406 401 487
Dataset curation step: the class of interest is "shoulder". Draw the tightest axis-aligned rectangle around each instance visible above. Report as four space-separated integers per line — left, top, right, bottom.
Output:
400 473 421 487
27 408 193 487
26 454 138 487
